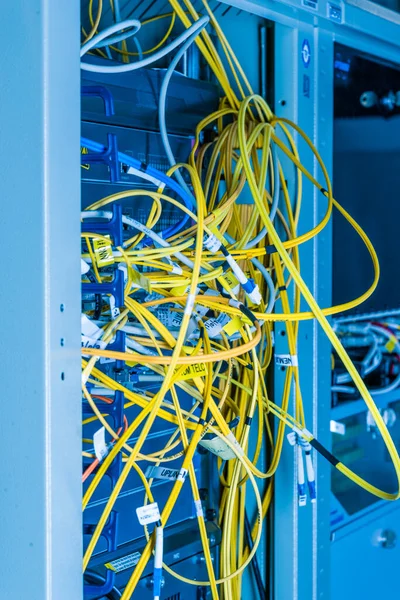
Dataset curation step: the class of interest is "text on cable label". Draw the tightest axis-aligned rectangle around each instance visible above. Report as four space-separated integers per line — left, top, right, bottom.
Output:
136 502 160 525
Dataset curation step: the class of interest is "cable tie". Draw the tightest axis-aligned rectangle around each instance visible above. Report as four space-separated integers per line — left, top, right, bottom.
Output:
245 416 253 426
266 245 277 254
139 161 148 172
278 285 286 292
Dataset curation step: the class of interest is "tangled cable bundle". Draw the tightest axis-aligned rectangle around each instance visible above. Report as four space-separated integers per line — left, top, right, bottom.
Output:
80 1 400 598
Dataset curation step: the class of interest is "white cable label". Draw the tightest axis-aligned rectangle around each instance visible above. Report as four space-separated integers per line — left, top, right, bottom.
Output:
275 354 298 367
194 499 204 518
203 313 230 338
178 468 188 482
330 420 346 435
81 335 107 350
169 311 183 329
109 295 120 320
194 290 218 317
81 314 103 340
136 502 160 526
184 293 196 316
226 431 244 457
199 434 237 460
105 551 141 573
81 259 90 275
156 307 170 327
145 466 187 482
169 312 197 340
195 304 209 317
93 427 108 462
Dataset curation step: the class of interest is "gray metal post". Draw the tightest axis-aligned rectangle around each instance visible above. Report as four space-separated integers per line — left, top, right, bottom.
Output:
0 2 82 599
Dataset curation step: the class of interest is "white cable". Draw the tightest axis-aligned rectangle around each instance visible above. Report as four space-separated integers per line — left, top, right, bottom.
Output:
126 337 158 356
80 20 141 57
81 210 195 269
153 526 164 600
81 18 209 74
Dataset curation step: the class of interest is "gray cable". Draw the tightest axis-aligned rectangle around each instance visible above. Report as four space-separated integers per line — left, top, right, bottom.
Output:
250 257 276 313
158 17 209 199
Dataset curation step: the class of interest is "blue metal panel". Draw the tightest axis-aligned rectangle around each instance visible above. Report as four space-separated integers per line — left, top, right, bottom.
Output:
331 504 400 600
0 2 82 599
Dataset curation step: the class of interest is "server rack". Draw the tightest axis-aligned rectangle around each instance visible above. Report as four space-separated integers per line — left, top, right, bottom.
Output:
1 1 400 599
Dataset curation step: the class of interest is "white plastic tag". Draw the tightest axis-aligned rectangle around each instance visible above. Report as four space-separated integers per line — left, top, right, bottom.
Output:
170 310 183 329
199 433 242 460
330 420 346 435
193 289 219 318
81 259 90 275
81 314 103 340
145 466 187 482
105 551 141 573
81 335 107 350
109 295 120 320
203 313 230 338
156 307 170 327
136 502 160 526
194 499 204 518
275 354 298 367
93 427 108 462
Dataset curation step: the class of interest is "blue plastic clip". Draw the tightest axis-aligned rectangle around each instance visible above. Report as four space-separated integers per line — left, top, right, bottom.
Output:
82 203 123 247
82 268 125 309
84 512 119 599
107 389 125 430
82 389 125 431
83 133 120 183
81 85 115 117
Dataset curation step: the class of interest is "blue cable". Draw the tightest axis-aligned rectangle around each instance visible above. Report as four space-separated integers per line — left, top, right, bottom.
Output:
81 136 195 238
